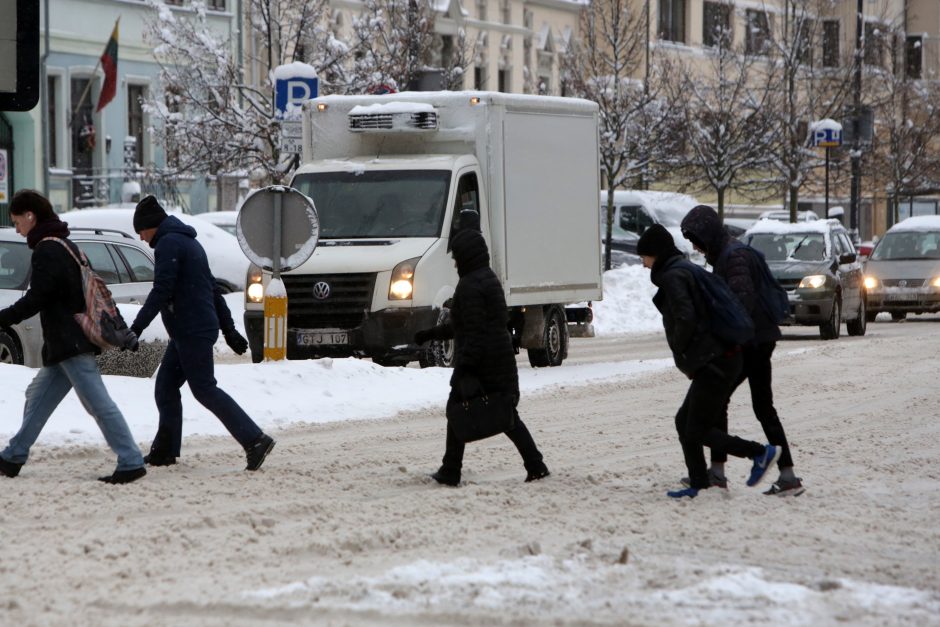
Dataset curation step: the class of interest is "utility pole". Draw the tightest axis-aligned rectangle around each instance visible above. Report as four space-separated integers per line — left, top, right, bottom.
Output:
849 0 863 242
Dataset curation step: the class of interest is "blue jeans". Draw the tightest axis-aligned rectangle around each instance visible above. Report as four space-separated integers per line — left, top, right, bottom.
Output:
151 335 261 456
1 353 144 471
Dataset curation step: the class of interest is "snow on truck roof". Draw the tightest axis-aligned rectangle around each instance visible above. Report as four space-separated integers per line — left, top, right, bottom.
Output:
746 218 841 235
887 215 940 232
310 91 598 114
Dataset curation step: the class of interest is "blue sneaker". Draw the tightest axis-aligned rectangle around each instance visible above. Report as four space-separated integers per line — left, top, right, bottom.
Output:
667 487 699 499
747 445 781 487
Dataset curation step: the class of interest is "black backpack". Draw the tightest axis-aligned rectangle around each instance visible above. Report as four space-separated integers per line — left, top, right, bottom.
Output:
719 242 790 324
676 259 755 346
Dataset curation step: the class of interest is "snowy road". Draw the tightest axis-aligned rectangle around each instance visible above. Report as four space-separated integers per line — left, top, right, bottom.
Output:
1 316 939 625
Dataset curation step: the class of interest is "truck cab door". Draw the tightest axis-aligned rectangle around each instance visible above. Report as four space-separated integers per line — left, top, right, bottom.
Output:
447 168 487 244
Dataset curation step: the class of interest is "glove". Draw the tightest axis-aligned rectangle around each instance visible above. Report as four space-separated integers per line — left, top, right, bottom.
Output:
457 375 484 400
223 328 249 355
413 329 434 345
120 329 140 352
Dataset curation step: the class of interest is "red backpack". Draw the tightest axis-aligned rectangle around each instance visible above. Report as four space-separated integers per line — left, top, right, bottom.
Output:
43 237 131 350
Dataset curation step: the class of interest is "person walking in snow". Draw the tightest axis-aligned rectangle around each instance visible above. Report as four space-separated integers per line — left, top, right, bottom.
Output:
637 223 779 499
0 190 146 484
128 196 275 471
680 205 804 496
414 215 550 486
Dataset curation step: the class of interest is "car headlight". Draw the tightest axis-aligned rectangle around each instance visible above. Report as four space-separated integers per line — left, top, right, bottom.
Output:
389 257 420 300
863 275 880 290
931 276 940 288
246 263 265 304
798 274 827 289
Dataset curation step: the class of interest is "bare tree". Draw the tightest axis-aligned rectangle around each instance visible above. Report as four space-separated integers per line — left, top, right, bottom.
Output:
665 18 781 220
563 0 680 270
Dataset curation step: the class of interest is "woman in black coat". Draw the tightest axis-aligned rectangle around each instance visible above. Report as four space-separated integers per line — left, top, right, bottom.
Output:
415 227 549 486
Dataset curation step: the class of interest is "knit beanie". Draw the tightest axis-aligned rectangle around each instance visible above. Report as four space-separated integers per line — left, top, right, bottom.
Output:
636 224 677 258
133 195 168 233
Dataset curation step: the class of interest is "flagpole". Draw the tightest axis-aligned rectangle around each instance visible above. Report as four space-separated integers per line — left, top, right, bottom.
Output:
68 16 120 128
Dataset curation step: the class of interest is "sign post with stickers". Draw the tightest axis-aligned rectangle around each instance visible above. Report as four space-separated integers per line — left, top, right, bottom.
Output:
812 119 843 218
273 63 319 158
236 186 319 361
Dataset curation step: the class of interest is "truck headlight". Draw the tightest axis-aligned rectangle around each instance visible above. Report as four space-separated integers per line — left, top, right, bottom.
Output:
798 275 827 289
246 263 265 304
389 257 420 300
863 275 880 290
931 276 940 288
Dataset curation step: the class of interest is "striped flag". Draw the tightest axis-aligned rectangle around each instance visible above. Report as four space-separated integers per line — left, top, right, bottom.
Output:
96 19 120 112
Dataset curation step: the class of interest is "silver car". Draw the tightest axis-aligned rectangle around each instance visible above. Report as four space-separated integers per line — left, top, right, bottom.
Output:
863 217 940 321
0 227 155 366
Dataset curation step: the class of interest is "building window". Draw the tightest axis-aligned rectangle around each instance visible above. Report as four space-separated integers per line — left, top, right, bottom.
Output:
70 77 96 173
905 36 923 79
127 84 147 168
864 22 885 67
796 19 814 66
47 76 58 168
474 66 486 90
702 2 731 48
501 0 510 24
658 0 686 43
475 0 486 21
207 0 226 9
498 68 509 92
164 0 183 5
822 20 839 67
745 9 771 54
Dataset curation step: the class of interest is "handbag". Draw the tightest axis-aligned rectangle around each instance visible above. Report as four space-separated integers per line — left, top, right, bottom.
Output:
445 392 516 443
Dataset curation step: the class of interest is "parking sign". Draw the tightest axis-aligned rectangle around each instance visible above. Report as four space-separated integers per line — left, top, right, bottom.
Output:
274 63 319 120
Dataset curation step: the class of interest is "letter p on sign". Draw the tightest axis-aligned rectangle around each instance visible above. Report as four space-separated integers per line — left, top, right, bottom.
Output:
275 76 319 119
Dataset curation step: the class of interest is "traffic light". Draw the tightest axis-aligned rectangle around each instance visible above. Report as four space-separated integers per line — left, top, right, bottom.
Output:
0 0 40 112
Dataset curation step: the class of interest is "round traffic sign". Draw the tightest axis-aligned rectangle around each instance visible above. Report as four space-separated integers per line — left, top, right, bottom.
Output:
236 186 319 273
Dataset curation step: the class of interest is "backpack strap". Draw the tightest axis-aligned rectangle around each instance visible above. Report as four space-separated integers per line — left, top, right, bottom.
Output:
40 237 90 268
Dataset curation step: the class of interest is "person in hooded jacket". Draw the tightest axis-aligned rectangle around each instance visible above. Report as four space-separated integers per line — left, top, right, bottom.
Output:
680 205 803 496
414 219 550 486
637 223 779 499
0 190 146 484
128 196 275 471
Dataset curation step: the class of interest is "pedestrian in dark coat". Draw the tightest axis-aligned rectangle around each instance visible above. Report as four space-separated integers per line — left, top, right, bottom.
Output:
637 224 779 499
0 190 146 484
128 196 275 471
414 225 549 486
680 205 803 496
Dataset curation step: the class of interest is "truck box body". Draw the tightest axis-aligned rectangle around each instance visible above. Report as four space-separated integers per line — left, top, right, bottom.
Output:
244 91 601 366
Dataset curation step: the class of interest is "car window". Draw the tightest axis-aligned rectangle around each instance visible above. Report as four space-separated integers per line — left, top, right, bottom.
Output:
747 232 827 261
76 242 122 285
870 231 940 260
106 245 132 283
838 233 855 258
830 231 847 256
619 205 654 235
114 245 155 282
0 242 31 289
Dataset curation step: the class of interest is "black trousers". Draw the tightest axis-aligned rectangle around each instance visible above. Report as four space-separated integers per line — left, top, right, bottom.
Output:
440 399 544 477
711 341 793 469
675 351 766 490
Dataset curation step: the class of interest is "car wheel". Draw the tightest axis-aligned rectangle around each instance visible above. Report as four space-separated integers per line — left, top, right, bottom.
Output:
527 306 568 367
846 295 867 336
0 330 24 365
819 296 841 340
891 311 907 322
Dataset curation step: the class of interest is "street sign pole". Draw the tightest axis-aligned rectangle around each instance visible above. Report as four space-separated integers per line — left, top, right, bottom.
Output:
825 147 830 218
264 191 287 361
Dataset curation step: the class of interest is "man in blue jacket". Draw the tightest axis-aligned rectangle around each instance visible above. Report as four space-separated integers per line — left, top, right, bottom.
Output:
129 196 275 471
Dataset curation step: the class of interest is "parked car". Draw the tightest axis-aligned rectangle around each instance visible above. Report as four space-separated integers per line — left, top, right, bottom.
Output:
600 190 700 259
196 210 238 236
0 226 155 366
863 216 940 321
758 209 820 222
723 217 756 240
742 219 866 339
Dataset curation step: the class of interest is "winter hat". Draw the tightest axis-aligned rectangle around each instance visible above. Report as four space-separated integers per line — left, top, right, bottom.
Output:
636 224 678 258
133 195 168 233
450 227 490 277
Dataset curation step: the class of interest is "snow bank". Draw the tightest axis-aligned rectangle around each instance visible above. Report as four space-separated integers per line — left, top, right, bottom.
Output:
592 264 663 336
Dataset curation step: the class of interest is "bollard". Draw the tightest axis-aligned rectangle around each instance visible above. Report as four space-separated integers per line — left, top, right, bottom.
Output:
263 277 287 361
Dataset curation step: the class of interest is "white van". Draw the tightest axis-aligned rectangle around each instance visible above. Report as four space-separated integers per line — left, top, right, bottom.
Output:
600 190 700 257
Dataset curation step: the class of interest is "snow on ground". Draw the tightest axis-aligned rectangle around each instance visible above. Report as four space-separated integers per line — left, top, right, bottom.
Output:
592 264 663 335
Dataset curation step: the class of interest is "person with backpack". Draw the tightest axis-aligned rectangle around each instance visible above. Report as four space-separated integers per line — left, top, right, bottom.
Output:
0 190 146 484
413 218 550 486
128 196 275 471
680 205 804 496
637 224 779 499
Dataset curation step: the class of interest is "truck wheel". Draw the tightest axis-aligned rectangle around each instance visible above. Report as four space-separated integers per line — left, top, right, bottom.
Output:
819 296 841 340
527 306 567 367
419 308 455 368
846 296 867 336
0 330 23 365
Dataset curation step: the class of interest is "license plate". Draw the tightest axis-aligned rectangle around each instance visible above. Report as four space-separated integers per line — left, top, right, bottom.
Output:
296 331 349 346
886 293 913 301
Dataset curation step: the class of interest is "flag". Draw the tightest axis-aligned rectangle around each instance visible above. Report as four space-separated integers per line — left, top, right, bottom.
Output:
96 19 120 112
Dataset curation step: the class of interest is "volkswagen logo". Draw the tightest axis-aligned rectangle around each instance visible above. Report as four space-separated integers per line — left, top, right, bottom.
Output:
898 280 907 288
313 281 331 299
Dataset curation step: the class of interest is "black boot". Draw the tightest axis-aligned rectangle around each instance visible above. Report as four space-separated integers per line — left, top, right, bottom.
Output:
525 461 550 483
245 434 275 471
430 467 460 486
144 450 177 467
0 456 23 478
98 467 147 485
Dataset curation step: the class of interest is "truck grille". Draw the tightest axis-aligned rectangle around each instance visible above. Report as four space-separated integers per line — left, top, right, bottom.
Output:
284 273 376 330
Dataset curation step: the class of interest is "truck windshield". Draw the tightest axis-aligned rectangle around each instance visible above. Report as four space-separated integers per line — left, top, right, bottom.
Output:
292 170 450 239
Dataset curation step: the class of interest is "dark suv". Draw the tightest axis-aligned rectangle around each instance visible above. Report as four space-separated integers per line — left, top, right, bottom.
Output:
742 219 866 339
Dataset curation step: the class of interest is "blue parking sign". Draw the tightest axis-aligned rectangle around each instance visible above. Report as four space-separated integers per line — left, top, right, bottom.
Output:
275 77 319 119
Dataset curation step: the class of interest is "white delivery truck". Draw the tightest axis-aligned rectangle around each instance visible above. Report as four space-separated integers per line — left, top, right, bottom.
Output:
243 91 602 367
